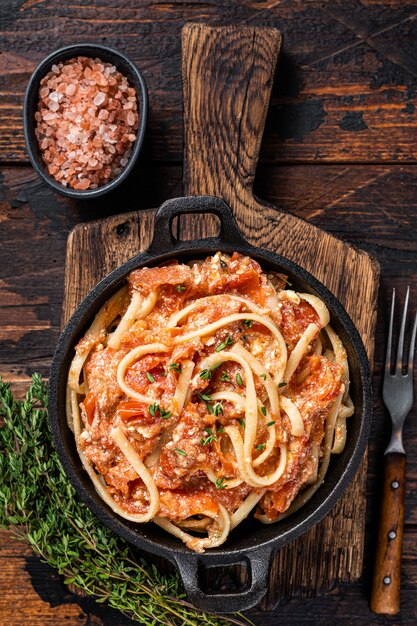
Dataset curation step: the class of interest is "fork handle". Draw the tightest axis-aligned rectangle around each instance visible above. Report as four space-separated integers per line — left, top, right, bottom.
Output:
370 452 406 615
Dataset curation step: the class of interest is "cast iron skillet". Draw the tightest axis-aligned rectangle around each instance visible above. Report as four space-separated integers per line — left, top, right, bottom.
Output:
49 196 372 613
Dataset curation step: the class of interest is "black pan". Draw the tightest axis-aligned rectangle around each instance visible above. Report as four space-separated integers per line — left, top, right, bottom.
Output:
49 195 372 613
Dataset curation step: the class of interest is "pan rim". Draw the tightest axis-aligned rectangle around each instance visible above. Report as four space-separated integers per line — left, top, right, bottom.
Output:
48 236 372 563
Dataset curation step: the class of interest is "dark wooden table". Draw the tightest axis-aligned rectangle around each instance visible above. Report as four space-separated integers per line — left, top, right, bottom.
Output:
1 1 416 624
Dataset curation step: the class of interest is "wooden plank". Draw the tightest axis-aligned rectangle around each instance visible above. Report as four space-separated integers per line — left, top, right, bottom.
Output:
54 24 379 609
178 22 379 608
1 1 417 163
1 161 417 620
2 526 417 625
1 162 414 385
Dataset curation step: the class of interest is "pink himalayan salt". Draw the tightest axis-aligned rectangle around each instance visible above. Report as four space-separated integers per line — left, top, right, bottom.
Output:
35 55 139 190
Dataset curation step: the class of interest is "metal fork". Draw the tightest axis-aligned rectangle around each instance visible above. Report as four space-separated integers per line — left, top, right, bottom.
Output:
370 287 417 615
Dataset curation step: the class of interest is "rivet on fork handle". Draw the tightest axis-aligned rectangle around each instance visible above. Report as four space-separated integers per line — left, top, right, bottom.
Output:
370 452 406 615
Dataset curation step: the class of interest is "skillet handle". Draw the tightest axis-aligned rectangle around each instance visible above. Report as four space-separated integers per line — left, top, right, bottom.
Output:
147 195 249 255
172 549 273 613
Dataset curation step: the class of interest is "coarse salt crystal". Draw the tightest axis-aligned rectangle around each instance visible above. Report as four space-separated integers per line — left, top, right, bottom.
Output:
36 55 139 190
93 92 106 106
66 83 76 96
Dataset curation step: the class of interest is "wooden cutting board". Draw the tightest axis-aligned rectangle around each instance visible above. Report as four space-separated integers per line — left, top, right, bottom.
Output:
62 24 379 609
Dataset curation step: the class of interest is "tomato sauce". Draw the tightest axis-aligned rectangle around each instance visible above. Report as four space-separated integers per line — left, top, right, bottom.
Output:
76 253 343 524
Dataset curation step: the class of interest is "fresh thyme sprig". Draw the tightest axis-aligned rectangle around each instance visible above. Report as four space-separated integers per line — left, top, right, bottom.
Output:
0 375 250 626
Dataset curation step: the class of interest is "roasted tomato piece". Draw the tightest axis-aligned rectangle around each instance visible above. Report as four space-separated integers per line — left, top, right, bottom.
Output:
129 264 192 294
81 392 96 425
117 400 153 423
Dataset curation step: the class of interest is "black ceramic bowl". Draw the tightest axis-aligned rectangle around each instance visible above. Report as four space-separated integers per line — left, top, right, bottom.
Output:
49 197 372 613
23 43 148 199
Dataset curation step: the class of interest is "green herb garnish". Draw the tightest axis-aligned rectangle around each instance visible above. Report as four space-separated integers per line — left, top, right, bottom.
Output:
149 403 171 419
200 363 221 381
146 371 155 383
215 336 233 352
255 443 266 451
278 382 287 388
175 448 187 456
221 371 230 382
201 427 217 446
260 373 267 381
243 319 253 328
215 476 228 489
176 284 187 293
148 402 158 416
238 418 245 429
197 392 212 403
236 372 243 387
213 403 223 416
0 375 247 626
169 363 182 373
200 369 211 381
267 421 276 427
261 406 267 416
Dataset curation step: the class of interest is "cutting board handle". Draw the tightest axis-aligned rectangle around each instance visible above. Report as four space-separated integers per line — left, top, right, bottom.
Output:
182 22 282 205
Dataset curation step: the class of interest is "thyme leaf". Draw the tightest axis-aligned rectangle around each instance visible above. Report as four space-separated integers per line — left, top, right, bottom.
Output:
0 375 248 626
215 336 233 352
200 363 221 381
148 403 171 419
215 477 228 489
201 427 217 446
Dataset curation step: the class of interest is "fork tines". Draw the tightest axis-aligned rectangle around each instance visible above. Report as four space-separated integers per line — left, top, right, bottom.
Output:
385 287 417 378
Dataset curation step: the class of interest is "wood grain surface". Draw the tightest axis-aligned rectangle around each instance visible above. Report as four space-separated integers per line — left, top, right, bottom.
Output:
1 162 417 624
1 1 417 624
1 1 417 164
370 452 406 615
59 22 380 610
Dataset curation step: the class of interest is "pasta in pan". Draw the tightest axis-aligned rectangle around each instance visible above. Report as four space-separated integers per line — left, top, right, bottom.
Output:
67 252 354 552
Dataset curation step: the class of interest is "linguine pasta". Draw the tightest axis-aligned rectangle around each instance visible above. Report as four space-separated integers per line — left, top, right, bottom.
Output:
67 252 353 553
